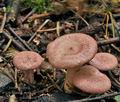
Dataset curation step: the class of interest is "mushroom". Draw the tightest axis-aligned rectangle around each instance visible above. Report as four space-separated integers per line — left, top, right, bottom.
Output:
47 33 98 93
89 53 118 71
47 33 98 69
72 65 111 94
13 51 44 83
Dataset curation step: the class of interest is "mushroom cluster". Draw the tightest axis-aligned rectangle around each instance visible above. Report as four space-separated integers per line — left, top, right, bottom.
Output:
12 33 118 94
47 33 118 94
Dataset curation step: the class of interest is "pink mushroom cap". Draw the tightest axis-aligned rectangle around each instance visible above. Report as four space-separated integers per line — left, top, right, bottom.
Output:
73 65 111 94
13 51 44 70
89 53 118 71
47 33 98 69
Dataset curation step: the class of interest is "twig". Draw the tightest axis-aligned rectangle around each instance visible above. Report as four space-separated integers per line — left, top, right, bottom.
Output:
6 25 33 51
75 20 79 32
71 10 89 27
0 13 7 33
3 36 12 52
14 68 20 90
28 19 50 43
29 12 50 21
33 85 54 96
2 32 27 51
79 22 102 34
70 92 120 102
21 81 35 89
109 12 115 37
37 27 61 33
53 68 56 80
111 44 120 52
82 9 106 16
101 0 108 8
112 9 120 13
22 8 36 23
98 37 119 46
104 36 120 52
105 13 109 39
56 21 60 36
104 12 120 52
46 73 63 92
16 83 54 96
108 71 120 89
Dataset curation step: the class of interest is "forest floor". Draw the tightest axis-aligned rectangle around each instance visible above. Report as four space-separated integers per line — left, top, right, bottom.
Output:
0 0 120 102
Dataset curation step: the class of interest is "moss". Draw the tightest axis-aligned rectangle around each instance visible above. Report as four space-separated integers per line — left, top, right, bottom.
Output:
21 0 52 13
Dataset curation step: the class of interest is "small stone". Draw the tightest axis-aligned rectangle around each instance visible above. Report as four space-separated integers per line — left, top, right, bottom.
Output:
0 56 3 63
0 72 12 88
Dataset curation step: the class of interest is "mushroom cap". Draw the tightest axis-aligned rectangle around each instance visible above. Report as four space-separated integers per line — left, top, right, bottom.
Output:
47 33 97 69
72 65 111 94
89 53 118 71
13 51 44 70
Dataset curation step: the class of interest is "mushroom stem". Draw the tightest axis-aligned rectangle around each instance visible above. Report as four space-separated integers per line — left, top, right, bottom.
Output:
64 67 79 93
23 70 34 83
66 68 79 84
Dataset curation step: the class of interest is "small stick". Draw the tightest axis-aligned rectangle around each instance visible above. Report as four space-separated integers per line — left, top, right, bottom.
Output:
53 68 56 80
20 84 54 95
56 21 60 36
3 36 12 52
29 12 50 21
70 9 89 27
28 19 50 43
98 37 119 46
108 71 120 89
22 8 36 23
0 13 7 33
37 22 74 33
70 92 120 102
75 20 79 32
111 44 120 52
37 27 63 33
79 22 102 34
14 68 20 90
46 73 63 92
6 25 33 51
2 32 27 51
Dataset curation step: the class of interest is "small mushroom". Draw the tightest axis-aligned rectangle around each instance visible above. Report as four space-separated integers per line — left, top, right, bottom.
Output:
89 53 118 71
72 65 111 94
13 51 44 83
47 33 98 69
